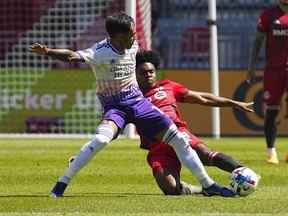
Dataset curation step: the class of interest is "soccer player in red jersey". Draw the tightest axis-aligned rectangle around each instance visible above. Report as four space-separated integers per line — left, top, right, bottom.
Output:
136 50 255 195
247 0 288 164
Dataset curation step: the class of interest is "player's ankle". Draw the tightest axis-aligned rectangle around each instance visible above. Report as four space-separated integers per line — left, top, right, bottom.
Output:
59 176 70 184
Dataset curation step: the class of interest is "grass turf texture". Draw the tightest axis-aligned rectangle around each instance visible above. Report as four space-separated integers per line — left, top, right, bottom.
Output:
0 137 288 215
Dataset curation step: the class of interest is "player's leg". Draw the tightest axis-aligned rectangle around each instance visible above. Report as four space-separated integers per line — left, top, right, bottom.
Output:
285 95 288 162
134 98 235 197
264 106 280 164
159 124 235 196
153 168 203 195
180 128 242 172
147 144 202 195
263 70 284 164
194 144 242 173
51 107 126 197
153 167 182 195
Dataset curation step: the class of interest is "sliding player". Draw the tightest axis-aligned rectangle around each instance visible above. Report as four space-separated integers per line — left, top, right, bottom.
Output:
136 50 255 195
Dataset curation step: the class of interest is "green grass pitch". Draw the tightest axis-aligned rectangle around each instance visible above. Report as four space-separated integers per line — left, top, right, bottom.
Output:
0 137 288 215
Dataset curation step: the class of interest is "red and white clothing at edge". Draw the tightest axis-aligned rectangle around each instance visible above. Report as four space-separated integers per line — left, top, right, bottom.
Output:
257 5 288 105
139 80 203 172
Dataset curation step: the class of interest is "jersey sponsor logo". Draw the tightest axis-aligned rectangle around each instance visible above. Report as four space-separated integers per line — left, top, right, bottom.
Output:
272 29 288 36
111 63 134 79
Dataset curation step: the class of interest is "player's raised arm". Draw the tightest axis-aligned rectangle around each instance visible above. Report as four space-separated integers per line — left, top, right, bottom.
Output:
183 90 254 113
29 43 83 62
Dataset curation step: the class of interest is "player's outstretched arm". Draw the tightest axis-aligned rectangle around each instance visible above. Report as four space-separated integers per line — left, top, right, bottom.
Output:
247 31 265 84
29 43 83 62
183 90 254 112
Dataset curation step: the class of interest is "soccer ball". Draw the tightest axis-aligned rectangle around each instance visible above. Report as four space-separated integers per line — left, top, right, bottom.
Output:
230 167 260 196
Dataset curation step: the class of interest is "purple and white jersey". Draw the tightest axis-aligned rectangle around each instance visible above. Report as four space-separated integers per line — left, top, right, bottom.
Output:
76 39 140 103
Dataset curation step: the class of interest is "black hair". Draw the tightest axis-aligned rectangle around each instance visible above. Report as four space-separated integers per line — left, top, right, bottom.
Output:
105 12 135 37
136 50 161 69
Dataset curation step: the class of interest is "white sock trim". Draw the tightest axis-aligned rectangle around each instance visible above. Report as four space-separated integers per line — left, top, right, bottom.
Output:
267 148 277 156
164 125 214 188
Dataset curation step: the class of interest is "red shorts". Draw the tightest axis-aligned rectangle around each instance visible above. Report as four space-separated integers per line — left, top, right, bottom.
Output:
147 127 202 173
264 68 288 105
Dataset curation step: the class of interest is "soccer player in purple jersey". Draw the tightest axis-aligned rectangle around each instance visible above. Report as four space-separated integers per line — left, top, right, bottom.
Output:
247 0 288 164
136 50 256 195
30 12 235 198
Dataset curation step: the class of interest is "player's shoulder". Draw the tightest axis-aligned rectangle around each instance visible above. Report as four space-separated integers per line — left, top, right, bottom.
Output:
159 79 182 87
128 40 139 53
157 79 171 86
90 39 111 53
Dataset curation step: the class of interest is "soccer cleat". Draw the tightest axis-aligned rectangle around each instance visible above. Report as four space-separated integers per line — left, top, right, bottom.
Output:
50 181 67 198
266 154 279 164
202 183 236 197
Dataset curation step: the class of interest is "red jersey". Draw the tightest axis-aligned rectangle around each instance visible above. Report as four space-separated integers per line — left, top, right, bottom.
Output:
140 79 189 149
257 5 288 68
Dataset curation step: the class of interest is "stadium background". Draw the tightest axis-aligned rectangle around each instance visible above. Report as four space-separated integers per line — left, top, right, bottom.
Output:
1 0 286 136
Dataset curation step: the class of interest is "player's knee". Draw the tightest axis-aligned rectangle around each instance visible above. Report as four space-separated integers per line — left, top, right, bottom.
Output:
163 187 181 195
153 169 181 195
81 134 111 153
266 107 279 118
81 124 114 152
95 123 115 140
162 124 188 148
159 180 181 195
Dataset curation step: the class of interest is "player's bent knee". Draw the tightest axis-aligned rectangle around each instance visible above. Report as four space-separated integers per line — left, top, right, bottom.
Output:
81 134 111 153
80 123 115 153
153 169 181 195
159 181 181 195
162 124 188 148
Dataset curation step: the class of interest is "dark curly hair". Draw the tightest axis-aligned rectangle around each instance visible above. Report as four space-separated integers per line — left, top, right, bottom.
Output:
136 50 160 69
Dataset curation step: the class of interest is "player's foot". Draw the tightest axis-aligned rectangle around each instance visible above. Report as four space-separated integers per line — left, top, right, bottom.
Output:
180 181 202 195
50 181 67 198
266 154 279 164
202 183 235 197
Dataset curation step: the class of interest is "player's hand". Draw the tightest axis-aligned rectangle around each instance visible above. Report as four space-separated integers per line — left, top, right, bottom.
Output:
29 43 49 55
235 101 254 113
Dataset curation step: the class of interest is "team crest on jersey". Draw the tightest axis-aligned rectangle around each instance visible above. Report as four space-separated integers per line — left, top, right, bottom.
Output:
154 91 167 99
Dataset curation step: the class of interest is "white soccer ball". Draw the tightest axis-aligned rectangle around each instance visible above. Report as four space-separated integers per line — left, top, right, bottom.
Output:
230 167 260 196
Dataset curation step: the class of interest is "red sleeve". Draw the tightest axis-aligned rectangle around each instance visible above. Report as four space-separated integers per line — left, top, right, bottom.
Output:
169 81 188 102
257 8 269 33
